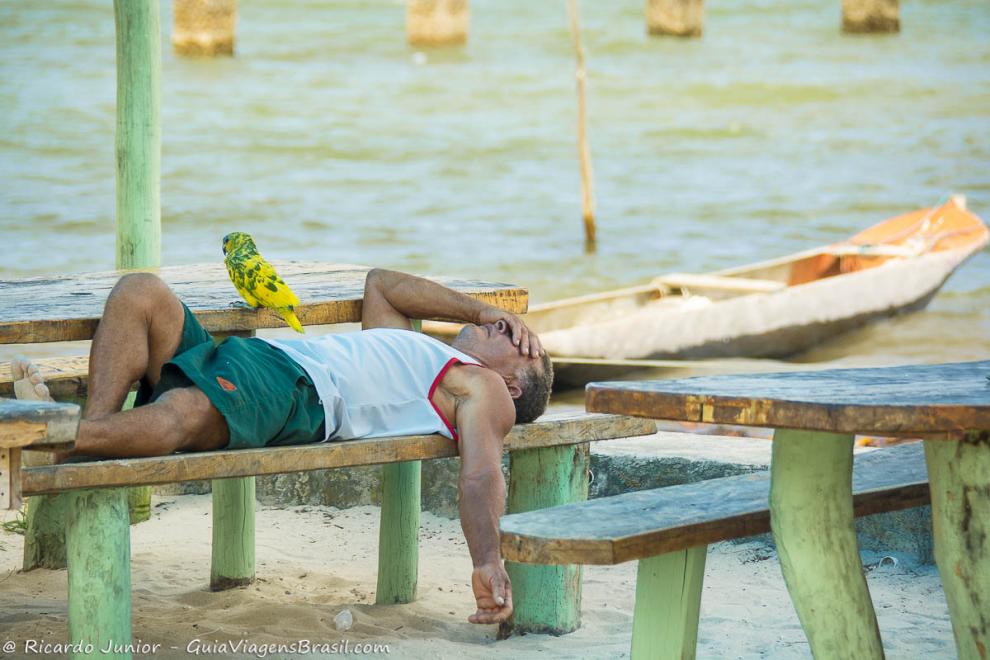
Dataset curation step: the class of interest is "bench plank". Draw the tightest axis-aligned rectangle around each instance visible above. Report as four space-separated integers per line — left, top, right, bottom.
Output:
0 263 528 344
20 413 656 496
0 398 80 449
587 360 990 435
500 441 928 565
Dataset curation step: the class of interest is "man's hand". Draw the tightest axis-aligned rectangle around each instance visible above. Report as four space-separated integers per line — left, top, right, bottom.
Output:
476 309 543 358
468 561 514 624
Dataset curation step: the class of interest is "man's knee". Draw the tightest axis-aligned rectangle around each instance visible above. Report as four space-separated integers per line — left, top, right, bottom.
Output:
109 272 178 318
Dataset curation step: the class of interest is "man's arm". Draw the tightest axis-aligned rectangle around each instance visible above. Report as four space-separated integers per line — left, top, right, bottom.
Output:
454 369 517 624
362 268 541 357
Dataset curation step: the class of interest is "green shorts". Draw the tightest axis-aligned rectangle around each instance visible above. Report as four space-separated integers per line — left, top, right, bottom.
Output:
136 303 326 450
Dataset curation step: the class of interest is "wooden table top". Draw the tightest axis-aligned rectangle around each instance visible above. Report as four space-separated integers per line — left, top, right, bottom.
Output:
586 360 990 436
0 398 80 449
0 262 528 344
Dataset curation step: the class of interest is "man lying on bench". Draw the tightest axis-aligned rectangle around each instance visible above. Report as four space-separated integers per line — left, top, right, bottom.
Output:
11 268 553 626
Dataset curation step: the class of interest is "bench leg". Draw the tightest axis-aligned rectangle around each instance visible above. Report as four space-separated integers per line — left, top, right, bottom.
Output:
769 429 883 658
24 493 68 570
376 460 421 604
210 476 255 591
66 488 132 659
502 443 589 637
924 431 990 660
631 546 707 660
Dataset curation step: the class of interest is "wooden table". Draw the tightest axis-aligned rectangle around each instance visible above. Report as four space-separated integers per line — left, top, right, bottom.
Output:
0 261 527 344
587 360 990 659
0 398 79 509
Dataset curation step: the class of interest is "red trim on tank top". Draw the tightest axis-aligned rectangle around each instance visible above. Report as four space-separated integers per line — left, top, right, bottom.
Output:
428 357 475 442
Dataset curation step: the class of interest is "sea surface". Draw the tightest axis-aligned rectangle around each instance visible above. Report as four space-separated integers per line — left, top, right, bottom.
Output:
1 0 988 377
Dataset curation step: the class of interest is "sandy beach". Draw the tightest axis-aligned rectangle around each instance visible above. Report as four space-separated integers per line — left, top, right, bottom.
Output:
0 493 956 659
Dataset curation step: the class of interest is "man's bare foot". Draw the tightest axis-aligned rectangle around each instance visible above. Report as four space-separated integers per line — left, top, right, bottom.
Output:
11 356 54 402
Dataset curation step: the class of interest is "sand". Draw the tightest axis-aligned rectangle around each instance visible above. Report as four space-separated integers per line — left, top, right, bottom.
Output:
0 494 956 659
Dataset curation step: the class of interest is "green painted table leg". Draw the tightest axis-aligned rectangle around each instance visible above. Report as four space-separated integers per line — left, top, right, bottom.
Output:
769 429 883 659
66 488 132 659
503 443 589 637
23 492 67 571
631 546 707 660
924 431 990 660
376 460 421 604
210 476 255 591
376 317 425 605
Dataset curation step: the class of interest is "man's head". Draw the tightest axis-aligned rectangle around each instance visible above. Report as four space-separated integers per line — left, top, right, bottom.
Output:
452 321 554 423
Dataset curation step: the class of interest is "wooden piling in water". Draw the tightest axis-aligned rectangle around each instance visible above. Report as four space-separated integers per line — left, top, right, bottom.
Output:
842 0 899 33
407 0 469 47
646 0 704 38
173 0 237 56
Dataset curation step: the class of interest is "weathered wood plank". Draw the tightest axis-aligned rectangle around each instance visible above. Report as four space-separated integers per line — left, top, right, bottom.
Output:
500 441 928 565
654 273 785 294
0 398 80 449
0 263 528 344
587 360 990 435
0 356 92 400
20 413 655 495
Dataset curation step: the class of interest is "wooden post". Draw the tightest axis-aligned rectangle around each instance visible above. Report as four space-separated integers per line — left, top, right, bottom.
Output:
376 318 423 604
567 0 596 251
769 429 884 659
116 0 161 526
842 0 899 33
115 0 161 268
501 443 589 637
210 476 256 590
23 493 68 570
172 0 237 56
646 0 704 37
631 547 707 660
66 489 132 659
924 431 990 660
376 461 422 603
407 0 469 47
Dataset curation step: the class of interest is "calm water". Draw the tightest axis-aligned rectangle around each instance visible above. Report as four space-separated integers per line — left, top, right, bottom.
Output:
1 0 988 372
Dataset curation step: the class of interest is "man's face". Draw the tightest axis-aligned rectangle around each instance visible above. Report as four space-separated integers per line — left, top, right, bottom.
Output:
452 320 537 384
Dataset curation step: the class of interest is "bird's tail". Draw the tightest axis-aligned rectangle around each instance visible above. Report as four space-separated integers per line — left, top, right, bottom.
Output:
280 308 305 334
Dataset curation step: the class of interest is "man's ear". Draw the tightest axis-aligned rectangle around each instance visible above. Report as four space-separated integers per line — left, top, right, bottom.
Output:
504 375 523 399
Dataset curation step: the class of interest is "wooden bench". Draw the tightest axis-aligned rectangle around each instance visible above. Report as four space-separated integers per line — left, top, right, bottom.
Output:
500 441 929 659
7 397 655 644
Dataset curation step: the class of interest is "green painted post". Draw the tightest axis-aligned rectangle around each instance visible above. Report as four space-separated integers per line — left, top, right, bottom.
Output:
924 431 990 660
631 546 707 660
23 493 67 570
115 0 161 526
376 461 422 603
66 488 132 659
376 319 423 604
502 443 589 636
209 331 257 591
114 0 161 269
210 476 256 590
769 429 883 659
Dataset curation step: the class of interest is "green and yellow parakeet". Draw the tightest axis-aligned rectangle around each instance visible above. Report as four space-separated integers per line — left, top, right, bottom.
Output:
222 232 305 333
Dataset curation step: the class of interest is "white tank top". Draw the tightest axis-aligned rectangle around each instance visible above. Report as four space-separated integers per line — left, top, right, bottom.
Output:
260 329 481 441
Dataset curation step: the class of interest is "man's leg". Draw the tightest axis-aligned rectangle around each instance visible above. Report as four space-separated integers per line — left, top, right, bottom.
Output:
84 272 187 420
12 273 229 458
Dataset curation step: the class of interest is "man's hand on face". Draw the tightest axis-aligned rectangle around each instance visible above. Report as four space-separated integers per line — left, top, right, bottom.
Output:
468 561 514 624
476 309 544 359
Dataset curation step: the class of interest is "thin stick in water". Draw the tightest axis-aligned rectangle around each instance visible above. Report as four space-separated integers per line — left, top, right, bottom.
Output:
567 0 596 250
